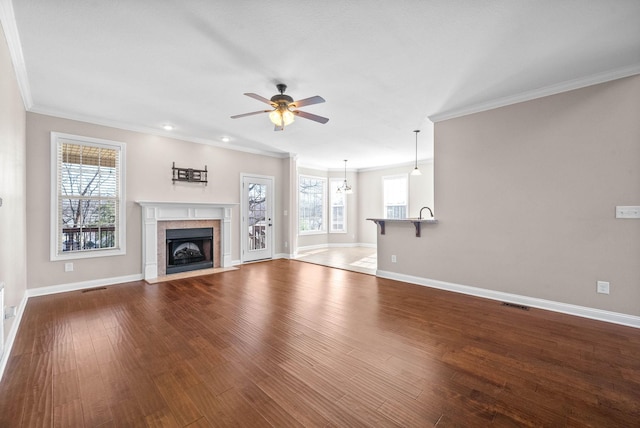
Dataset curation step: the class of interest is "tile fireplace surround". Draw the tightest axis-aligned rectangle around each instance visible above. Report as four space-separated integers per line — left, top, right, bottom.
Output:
137 201 237 281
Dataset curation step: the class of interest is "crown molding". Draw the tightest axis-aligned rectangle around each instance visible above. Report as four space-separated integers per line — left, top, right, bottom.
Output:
28 106 293 160
0 0 33 109
429 64 640 123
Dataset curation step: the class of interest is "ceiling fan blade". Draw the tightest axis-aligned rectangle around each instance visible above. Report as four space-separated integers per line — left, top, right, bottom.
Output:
293 110 329 124
290 95 325 108
244 93 275 105
230 110 271 119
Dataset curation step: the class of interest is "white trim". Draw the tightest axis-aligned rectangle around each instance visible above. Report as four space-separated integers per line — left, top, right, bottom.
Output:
376 270 640 329
50 132 127 261
27 274 143 298
296 242 377 253
429 65 640 122
240 173 275 263
358 158 435 173
0 283 3 360
274 253 293 259
298 174 327 234
0 0 33 109
136 201 237 280
29 106 292 160
0 290 29 382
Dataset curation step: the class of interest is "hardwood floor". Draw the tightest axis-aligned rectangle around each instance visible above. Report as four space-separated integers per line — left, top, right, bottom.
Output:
294 247 377 275
1 259 639 427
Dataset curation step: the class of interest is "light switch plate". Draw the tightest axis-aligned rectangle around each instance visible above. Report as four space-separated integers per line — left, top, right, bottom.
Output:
596 281 610 295
616 206 640 219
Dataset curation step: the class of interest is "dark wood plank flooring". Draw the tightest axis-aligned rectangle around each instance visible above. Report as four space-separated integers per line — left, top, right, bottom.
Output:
1 259 639 427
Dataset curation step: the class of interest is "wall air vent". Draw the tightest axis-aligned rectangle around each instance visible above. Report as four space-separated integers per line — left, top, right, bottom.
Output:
81 287 107 293
501 302 530 311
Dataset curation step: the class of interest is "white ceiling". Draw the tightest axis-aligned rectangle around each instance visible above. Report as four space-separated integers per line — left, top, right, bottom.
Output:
4 0 640 169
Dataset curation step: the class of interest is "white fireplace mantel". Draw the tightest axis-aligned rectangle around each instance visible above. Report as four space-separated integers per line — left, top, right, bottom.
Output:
137 201 238 280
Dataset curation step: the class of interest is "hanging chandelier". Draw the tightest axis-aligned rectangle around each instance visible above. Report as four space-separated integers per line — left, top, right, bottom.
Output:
411 129 422 176
336 159 353 194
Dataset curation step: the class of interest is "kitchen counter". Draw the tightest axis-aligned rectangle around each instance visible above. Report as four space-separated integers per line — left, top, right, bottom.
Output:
366 218 438 237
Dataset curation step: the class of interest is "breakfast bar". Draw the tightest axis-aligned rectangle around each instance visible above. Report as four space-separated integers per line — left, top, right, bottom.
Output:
366 218 438 237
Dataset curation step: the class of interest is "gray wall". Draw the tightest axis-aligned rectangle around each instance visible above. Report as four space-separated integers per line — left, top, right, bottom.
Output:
25 113 291 289
377 76 640 316
0 22 27 349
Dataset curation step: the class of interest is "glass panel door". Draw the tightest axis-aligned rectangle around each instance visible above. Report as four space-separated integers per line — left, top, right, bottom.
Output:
242 175 273 262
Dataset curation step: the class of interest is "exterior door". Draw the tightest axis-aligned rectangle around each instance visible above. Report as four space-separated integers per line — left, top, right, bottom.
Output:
241 175 273 262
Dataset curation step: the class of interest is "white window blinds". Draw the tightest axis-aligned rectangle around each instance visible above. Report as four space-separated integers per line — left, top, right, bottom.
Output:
51 133 126 260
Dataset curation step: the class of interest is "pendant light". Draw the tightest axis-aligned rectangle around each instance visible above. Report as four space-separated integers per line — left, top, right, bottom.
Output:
411 129 422 176
336 160 353 194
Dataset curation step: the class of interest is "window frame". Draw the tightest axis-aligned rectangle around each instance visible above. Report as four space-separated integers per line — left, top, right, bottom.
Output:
382 173 409 219
298 174 327 235
50 132 127 261
329 177 347 233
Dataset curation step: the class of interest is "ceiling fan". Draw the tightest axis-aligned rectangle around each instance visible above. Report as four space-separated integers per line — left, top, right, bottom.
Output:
231 83 329 131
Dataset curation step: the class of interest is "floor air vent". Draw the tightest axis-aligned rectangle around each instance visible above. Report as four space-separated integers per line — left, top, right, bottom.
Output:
502 302 530 311
81 287 107 293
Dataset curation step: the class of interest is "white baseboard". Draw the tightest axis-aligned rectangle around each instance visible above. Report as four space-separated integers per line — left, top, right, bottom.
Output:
377 270 640 329
27 273 144 298
2 273 143 381
274 253 293 259
0 291 28 383
230 259 242 267
297 242 377 253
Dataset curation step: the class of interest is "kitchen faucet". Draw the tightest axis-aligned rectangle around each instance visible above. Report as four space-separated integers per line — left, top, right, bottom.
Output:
419 206 433 219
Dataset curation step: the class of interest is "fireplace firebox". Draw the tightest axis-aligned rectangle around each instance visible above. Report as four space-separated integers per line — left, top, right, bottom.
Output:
166 227 213 274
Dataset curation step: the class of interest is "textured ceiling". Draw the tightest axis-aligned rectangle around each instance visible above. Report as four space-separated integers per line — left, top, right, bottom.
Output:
6 0 640 169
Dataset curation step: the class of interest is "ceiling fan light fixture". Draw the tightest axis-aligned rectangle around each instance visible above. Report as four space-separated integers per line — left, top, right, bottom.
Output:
282 109 295 126
269 105 295 127
268 109 282 126
231 84 328 130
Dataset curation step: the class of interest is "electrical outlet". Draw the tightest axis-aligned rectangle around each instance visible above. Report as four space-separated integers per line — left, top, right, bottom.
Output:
64 262 74 272
616 206 640 218
5 306 16 319
391 255 397 263
596 281 610 295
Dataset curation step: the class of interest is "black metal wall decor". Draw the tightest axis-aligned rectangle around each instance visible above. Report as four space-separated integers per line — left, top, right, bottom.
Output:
172 162 208 185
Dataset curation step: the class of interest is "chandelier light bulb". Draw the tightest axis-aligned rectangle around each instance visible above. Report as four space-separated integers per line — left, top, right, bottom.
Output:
269 105 295 128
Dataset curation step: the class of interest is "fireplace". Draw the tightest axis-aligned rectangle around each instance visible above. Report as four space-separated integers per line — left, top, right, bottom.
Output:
137 201 235 280
166 227 213 274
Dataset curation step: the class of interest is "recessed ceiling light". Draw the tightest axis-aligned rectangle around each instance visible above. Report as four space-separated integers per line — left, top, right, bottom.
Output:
162 124 174 131
221 136 230 143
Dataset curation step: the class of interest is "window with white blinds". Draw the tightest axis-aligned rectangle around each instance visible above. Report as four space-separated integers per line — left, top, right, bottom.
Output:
50 133 126 260
298 175 326 234
383 174 408 219
329 178 346 233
